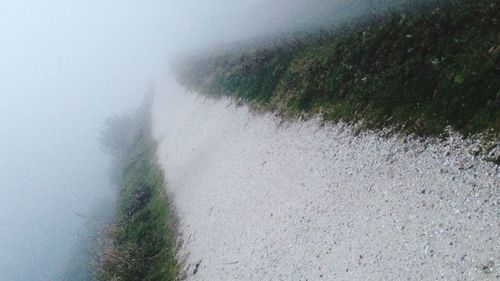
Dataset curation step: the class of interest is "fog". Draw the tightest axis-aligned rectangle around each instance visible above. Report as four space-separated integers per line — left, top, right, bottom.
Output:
0 0 410 280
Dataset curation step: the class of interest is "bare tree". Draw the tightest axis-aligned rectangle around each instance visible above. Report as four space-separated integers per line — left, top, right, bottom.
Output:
100 113 136 156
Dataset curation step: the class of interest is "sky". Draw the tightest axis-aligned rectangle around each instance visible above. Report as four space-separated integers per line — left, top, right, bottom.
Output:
0 1 271 279
0 1 191 279
0 0 403 280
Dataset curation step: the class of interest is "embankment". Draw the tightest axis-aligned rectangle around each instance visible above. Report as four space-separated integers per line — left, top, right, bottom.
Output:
175 0 499 137
96 106 179 281
152 78 499 280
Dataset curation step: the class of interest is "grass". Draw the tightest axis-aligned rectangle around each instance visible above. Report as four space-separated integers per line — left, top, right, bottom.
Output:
96 106 179 281
174 0 500 137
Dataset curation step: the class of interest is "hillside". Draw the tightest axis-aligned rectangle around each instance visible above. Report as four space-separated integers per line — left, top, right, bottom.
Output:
174 0 499 138
94 1 499 280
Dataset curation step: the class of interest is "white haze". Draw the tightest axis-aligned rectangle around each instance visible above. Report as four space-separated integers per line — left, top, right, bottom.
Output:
0 0 409 280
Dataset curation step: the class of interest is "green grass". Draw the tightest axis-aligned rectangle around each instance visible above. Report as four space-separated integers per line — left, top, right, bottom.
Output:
175 0 500 137
96 109 179 281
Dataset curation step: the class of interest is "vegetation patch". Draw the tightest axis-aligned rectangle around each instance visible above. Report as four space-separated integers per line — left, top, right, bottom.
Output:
96 102 179 281
175 0 499 137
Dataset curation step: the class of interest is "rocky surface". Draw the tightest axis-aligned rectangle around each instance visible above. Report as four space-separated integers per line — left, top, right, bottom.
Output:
152 78 499 281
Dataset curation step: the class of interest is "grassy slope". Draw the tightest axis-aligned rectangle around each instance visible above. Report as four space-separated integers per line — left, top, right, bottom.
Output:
97 112 178 281
175 0 499 137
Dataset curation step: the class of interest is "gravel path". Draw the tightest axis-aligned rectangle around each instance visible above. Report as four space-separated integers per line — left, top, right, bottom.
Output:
152 78 499 281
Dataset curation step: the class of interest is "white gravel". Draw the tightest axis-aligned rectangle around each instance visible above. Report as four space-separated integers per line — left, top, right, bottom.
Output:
152 78 499 281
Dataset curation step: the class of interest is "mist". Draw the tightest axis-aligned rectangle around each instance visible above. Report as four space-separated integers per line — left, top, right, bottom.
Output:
0 0 413 280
